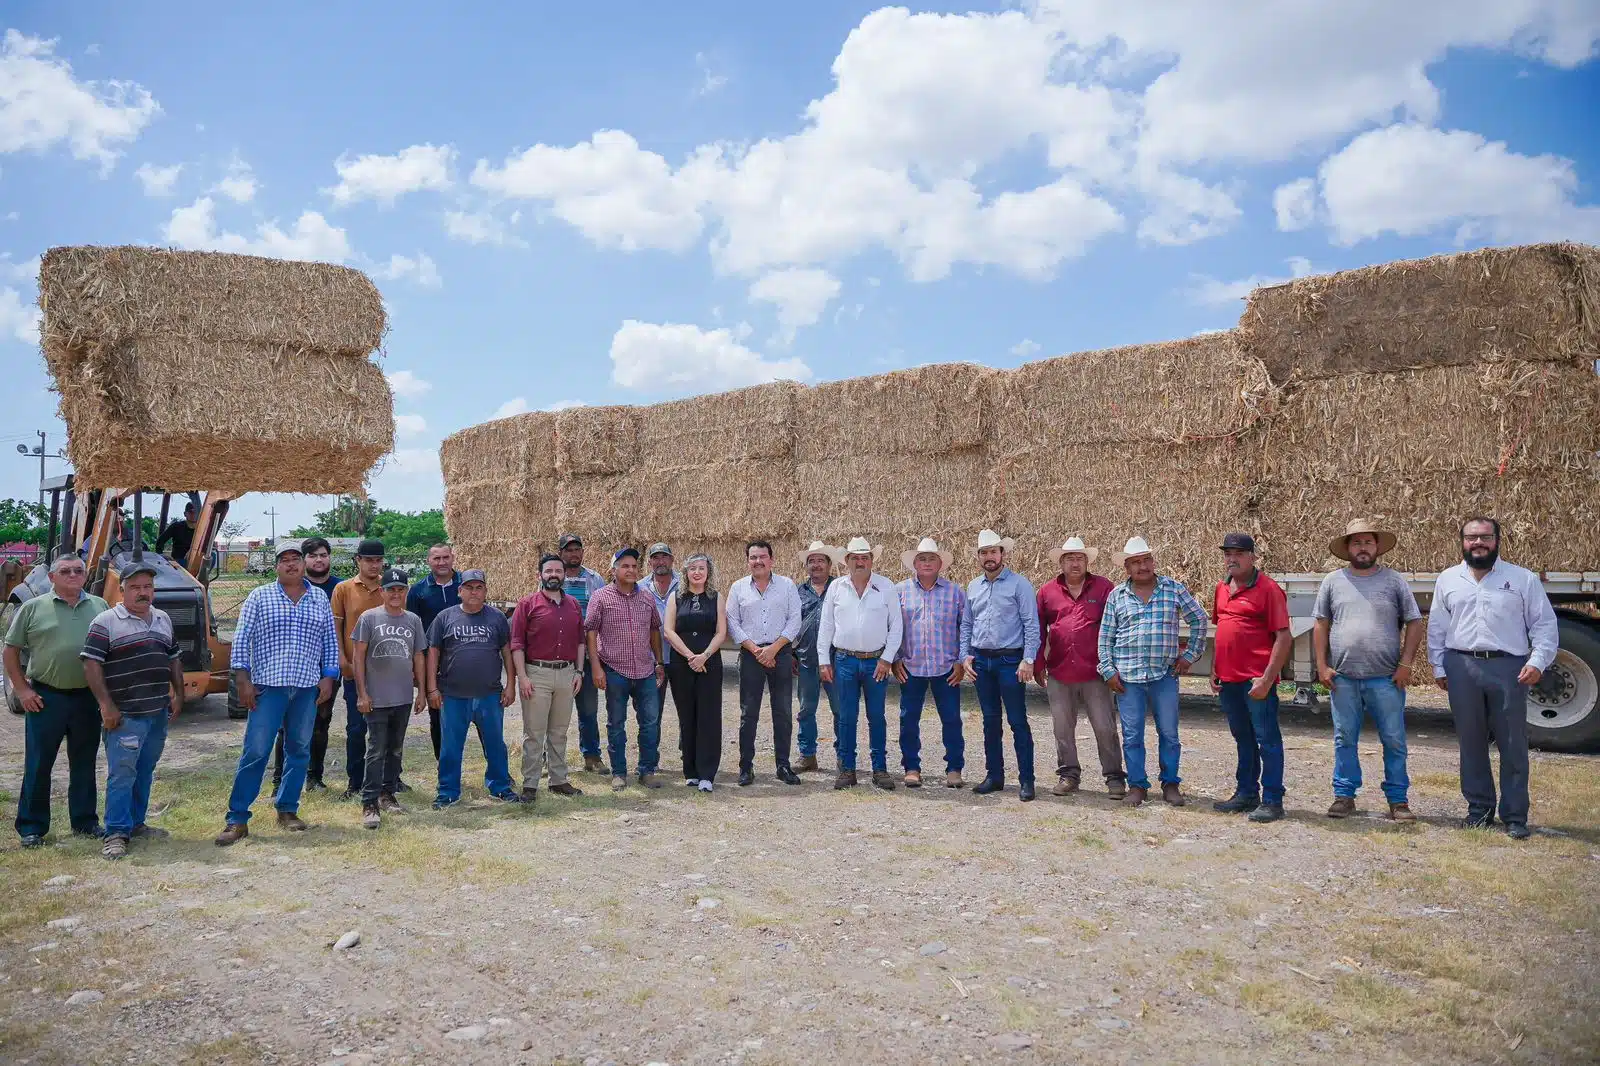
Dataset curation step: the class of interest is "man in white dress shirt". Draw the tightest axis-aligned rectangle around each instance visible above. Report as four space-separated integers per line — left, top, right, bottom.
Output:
725 539 804 787
1427 516 1558 839
819 537 904 791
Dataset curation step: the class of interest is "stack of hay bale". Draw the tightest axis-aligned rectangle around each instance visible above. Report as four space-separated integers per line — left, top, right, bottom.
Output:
39 246 393 493
439 411 559 594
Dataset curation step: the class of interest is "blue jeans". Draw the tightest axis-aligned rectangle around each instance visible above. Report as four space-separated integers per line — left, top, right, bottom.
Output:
1217 682 1284 804
103 712 169 838
899 671 965 772
343 678 368 792
227 685 319 824
1115 674 1180 790
16 684 100 839
575 661 601 759
973 651 1034 785
833 654 889 772
604 668 661 777
796 661 835 759
1330 675 1409 804
437 694 514 802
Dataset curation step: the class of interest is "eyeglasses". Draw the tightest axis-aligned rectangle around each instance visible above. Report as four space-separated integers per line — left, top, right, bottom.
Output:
1462 534 1497 544
55 568 86 575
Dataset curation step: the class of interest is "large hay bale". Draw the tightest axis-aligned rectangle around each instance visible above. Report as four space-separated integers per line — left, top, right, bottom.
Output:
55 338 393 493
555 405 639 476
451 537 540 602
796 449 1002 543
554 474 639 546
636 382 800 462
636 461 796 540
439 412 557 489
794 363 996 461
39 245 387 362
1238 242 1600 382
992 333 1277 446
443 479 554 548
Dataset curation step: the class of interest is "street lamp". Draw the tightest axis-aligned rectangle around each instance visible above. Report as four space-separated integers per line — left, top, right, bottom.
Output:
16 432 67 510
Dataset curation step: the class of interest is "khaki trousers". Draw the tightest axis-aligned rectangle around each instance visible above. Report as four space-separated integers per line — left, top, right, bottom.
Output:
520 664 575 787
1045 677 1125 782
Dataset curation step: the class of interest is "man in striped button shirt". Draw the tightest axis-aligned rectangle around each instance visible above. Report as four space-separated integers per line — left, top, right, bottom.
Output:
1097 537 1209 808
894 537 968 789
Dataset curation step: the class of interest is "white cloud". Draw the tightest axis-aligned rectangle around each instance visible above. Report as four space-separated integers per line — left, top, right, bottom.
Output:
1273 177 1318 232
384 369 432 400
0 285 40 343
393 413 427 436
491 397 528 419
609 320 813 393
748 268 841 343
695 52 728 96
162 197 352 263
214 158 256 203
374 252 441 288
134 161 182 197
1306 124 1600 245
0 30 158 168
368 447 443 514
2 254 39 284
329 143 454 206
442 209 523 246
1188 256 1318 306
1010 338 1040 357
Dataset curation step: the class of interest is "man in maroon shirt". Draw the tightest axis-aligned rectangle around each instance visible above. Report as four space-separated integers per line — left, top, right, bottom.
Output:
1210 533 1292 823
511 554 587 801
585 548 666 790
1034 538 1125 798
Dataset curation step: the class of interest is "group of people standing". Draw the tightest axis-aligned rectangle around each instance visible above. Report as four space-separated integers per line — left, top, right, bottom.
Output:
5 511 1558 855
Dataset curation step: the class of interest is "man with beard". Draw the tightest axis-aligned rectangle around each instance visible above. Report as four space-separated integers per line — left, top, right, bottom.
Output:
645 544 678 725
793 541 839 772
960 530 1041 802
1428 517 1558 839
559 534 607 773
1313 519 1424 822
408 543 460 759
273 536 341 793
511 554 586 801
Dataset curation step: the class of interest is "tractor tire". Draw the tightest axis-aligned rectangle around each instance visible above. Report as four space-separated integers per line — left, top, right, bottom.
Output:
227 672 248 720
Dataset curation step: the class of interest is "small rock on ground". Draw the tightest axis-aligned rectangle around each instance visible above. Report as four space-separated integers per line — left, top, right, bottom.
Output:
65 990 104 1006
46 916 83 931
43 875 77 887
445 1024 489 1041
919 941 948 956
333 930 361 951
991 1033 1033 1051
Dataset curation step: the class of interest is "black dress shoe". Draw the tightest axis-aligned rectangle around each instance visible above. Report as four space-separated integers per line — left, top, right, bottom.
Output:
776 767 801 785
1506 822 1531 840
738 770 755 787
393 779 412 793
20 834 44 848
1018 782 1036 802
1213 792 1261 814
72 824 105 838
1248 803 1284 823
1462 811 1495 829
973 778 1004 795
306 778 328 791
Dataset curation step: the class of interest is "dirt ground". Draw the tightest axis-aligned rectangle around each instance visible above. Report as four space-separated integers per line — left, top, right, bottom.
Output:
1 671 1596 1066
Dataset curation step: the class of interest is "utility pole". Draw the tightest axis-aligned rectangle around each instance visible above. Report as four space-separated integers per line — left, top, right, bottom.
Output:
264 507 279 545
34 432 44 510
14 431 66 512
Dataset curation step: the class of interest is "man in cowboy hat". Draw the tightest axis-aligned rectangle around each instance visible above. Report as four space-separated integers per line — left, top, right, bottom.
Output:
793 541 841 772
819 538 903 790
960 530 1041 801
1427 516 1558 839
1034 537 1125 798
1312 518 1424 822
1097 537 1208 807
895 537 968 788
1209 533 1292 824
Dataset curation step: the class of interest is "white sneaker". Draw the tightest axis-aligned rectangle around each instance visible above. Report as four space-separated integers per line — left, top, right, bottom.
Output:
697 780 713 793
684 778 700 787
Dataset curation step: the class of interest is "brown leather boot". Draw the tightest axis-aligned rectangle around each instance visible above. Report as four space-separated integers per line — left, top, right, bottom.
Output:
583 755 605 773
1327 797 1356 819
1106 778 1127 799
1051 775 1079 796
871 770 897 791
1123 786 1147 807
833 769 858 790
945 771 965 789
214 822 248 847
904 770 922 788
276 811 308 832
796 755 819 772
1388 802 1416 823
1162 783 1185 807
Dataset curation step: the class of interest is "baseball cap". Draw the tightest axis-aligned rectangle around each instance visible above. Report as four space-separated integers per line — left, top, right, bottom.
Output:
274 539 305 560
118 559 159 581
460 568 487 585
647 542 672 558
1220 532 1257 552
613 546 641 563
381 567 408 589
558 533 583 550
355 538 386 558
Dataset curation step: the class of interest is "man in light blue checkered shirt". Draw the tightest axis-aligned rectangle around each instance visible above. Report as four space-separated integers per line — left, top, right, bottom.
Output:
1097 537 1208 809
215 540 339 846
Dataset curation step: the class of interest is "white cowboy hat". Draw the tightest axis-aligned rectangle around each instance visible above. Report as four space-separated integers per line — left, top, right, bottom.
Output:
796 540 843 568
901 536 954 572
1112 535 1154 567
1057 536 1099 566
975 529 1015 554
841 536 883 562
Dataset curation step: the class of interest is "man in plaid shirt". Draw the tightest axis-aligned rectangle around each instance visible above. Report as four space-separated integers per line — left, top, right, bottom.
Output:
215 540 339 845
893 538 968 789
1098 537 1208 808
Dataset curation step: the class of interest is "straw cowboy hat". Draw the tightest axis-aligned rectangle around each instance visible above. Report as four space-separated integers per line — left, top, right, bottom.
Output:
975 529 1015 554
901 536 954 572
1112 535 1154 567
841 536 883 562
1056 536 1099 566
796 540 843 568
1328 518 1397 562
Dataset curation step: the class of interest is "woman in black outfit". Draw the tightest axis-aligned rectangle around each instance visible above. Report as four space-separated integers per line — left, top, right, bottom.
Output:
663 553 727 791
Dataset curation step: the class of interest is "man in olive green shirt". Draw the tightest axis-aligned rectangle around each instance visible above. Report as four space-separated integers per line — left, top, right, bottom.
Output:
3 556 109 846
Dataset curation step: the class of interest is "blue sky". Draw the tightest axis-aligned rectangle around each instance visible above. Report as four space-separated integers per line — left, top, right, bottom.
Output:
1 1 1597 536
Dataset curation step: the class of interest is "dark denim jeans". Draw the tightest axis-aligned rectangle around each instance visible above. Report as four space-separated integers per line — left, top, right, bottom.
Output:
437 693 513 802
899 671 965 773
343 677 368 792
1115 674 1180 790
796 661 835 759
604 667 661 777
15 683 100 839
973 651 1033 785
227 685 319 824
1330 674 1409 804
102 712 169 837
575 661 601 759
1217 681 1284 804
833 653 888 772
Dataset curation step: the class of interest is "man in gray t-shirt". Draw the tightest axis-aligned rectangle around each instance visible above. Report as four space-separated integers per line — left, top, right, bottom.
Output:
351 570 428 821
1311 520 1426 822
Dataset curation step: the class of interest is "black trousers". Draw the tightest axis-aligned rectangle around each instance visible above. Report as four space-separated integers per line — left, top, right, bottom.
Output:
16 683 101 838
273 693 334 787
668 655 723 782
428 707 442 759
1444 650 1531 825
738 647 794 772
361 705 411 804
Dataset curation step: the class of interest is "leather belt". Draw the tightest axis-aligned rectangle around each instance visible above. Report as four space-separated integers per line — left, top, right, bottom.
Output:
836 648 885 660
528 659 576 669
1448 648 1510 660
974 647 1024 657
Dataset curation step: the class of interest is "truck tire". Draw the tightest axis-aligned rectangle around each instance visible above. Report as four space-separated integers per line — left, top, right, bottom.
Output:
227 672 248 720
1528 616 1600 752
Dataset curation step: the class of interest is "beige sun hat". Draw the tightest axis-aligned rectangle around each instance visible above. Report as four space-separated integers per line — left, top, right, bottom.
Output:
796 540 843 568
901 536 954 572
1112 535 1154 567
1056 536 1099 566
1328 518 1398 562
841 536 883 562
975 529 1015 554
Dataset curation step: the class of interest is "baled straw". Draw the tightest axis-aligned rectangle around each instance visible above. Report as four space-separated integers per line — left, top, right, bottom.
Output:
636 381 799 462
439 411 557 491
638 461 796 540
797 449 1001 544
555 405 639 476
794 363 996 461
39 245 387 363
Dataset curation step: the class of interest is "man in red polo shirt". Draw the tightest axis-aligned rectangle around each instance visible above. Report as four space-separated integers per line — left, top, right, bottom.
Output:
1210 533 1291 823
510 553 587 802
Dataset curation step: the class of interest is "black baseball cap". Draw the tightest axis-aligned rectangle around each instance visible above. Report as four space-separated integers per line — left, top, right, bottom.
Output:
558 533 583 550
381 567 408 588
1220 532 1257 552
613 546 640 563
355 538 386 558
